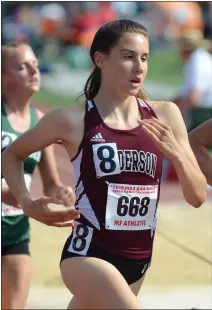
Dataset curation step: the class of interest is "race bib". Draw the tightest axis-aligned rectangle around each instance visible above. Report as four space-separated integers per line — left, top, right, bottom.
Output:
67 221 93 255
2 174 32 217
2 131 17 149
92 143 121 178
105 183 158 231
2 204 24 216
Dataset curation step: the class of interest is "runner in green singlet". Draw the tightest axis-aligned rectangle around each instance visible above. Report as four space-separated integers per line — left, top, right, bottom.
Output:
1 43 78 310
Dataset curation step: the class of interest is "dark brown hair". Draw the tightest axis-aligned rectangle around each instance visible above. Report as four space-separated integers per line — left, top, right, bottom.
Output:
83 19 149 101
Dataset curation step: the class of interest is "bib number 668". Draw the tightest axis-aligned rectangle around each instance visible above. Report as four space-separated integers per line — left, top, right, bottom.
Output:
117 196 150 217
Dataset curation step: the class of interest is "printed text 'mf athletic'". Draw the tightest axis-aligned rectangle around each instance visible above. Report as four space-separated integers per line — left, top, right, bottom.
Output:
118 150 157 178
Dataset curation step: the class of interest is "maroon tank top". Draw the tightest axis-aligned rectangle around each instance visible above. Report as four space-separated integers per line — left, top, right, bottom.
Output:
71 98 163 259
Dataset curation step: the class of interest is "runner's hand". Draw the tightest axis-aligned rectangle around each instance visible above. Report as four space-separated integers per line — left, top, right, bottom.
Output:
21 197 81 227
45 185 76 207
139 117 182 161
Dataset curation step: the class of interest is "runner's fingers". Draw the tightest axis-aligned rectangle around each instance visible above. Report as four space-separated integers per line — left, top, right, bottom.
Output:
142 117 170 130
140 119 171 139
53 211 80 222
43 207 81 220
54 187 76 206
140 121 161 137
141 125 161 143
141 118 172 133
42 197 65 207
51 220 75 228
43 215 75 226
15 203 22 209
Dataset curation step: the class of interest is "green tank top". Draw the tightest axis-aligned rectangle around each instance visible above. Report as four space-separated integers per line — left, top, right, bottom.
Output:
189 107 212 153
2 102 42 246
189 107 212 132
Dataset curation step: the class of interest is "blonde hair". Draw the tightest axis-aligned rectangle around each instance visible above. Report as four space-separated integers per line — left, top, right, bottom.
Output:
1 42 31 72
83 19 149 101
2 42 34 102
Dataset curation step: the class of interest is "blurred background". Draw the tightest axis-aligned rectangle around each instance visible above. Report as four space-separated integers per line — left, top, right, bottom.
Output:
1 2 212 308
1 1 211 99
2 1 211 96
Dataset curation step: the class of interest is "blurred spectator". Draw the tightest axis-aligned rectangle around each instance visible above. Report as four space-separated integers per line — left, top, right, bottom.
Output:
61 2 119 69
40 3 66 39
61 2 100 69
197 1 212 39
136 2 151 14
173 30 212 130
111 1 137 18
165 30 212 182
153 2 204 40
2 5 41 54
61 3 100 48
99 2 119 26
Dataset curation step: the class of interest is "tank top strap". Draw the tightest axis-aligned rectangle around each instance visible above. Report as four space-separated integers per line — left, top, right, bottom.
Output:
84 99 102 130
1 100 6 116
86 100 95 113
1 101 14 133
137 98 158 119
71 100 98 162
29 105 39 128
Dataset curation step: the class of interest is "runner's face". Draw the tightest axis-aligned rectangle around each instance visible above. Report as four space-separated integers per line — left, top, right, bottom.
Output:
2 45 40 95
96 32 149 98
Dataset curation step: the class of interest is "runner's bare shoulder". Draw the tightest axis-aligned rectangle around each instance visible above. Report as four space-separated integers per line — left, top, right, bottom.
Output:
146 101 180 123
51 102 86 146
47 102 86 132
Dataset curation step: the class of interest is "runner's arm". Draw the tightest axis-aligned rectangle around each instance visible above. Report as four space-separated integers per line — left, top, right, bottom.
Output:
35 109 64 195
189 119 212 186
2 107 71 206
159 102 207 207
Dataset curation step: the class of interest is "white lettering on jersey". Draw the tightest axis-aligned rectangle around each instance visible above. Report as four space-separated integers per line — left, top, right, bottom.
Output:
92 141 158 178
118 150 157 178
